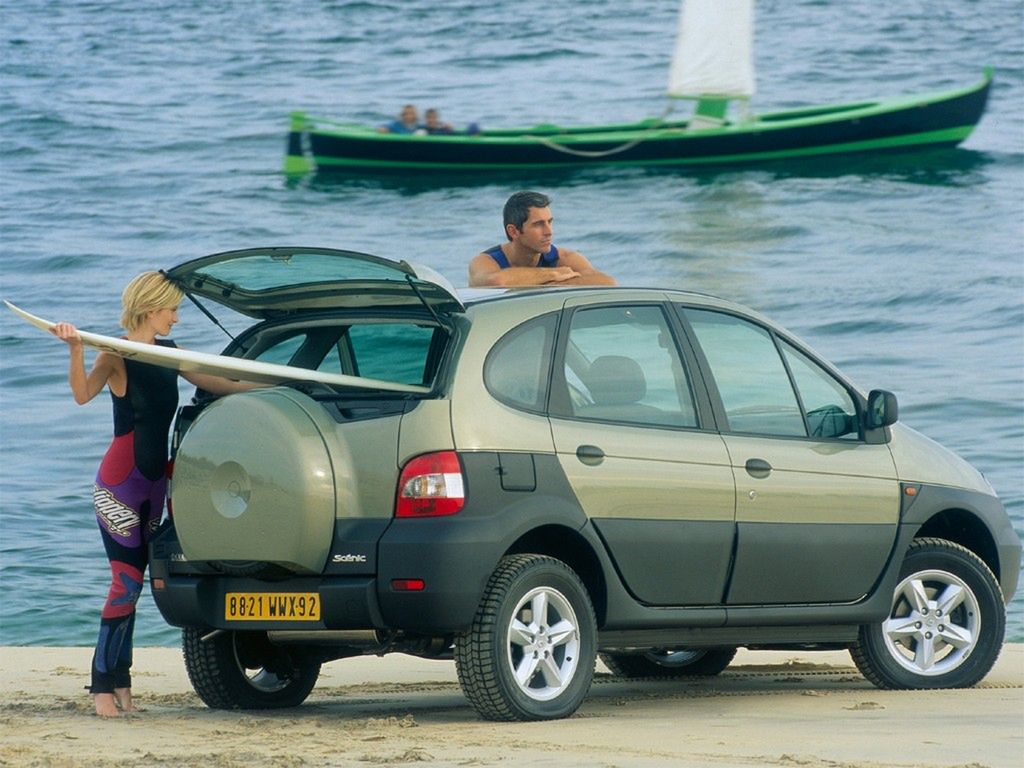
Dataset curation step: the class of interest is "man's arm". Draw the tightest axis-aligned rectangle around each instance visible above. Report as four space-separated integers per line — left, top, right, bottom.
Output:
554 249 617 286
468 252 581 287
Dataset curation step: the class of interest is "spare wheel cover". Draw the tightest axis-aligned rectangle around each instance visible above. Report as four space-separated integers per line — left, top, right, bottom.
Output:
173 389 335 573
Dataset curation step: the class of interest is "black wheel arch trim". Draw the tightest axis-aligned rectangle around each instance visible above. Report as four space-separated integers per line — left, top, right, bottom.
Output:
898 482 1019 603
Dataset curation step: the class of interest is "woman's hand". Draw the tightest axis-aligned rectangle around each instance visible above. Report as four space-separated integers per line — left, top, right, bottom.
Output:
51 321 84 348
50 322 125 403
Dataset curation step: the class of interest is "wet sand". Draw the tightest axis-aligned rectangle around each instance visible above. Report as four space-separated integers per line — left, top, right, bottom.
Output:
1 644 1021 767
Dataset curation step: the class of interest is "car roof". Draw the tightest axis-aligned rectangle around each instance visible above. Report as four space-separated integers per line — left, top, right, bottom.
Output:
459 284 768 320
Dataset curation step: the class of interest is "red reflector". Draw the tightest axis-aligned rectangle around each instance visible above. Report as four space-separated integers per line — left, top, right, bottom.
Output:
391 579 425 592
152 578 166 590
395 451 465 518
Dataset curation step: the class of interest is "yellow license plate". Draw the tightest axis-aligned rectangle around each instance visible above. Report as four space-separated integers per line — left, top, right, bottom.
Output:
225 592 321 621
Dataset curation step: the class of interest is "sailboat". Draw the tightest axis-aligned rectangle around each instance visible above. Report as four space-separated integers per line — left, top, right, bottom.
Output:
284 0 991 174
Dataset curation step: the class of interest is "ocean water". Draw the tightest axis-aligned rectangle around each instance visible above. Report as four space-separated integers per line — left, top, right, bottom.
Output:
1 0 1021 647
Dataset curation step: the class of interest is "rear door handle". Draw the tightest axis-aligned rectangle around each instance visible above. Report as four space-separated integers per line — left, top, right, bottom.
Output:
745 458 772 478
576 445 605 465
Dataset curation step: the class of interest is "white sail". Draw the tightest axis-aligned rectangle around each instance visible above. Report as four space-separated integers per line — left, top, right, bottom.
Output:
668 0 755 99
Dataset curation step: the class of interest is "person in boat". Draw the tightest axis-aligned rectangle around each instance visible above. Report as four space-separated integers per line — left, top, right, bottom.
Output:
378 103 420 134
423 108 454 135
468 191 617 287
50 272 257 718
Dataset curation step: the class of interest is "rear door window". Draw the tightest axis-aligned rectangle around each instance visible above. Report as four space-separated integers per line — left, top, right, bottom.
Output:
561 305 697 428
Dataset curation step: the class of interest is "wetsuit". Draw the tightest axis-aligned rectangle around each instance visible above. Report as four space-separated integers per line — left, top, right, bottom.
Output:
90 340 178 694
484 244 560 269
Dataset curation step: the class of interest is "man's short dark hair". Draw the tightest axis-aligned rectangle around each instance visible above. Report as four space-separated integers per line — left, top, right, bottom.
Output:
503 191 551 238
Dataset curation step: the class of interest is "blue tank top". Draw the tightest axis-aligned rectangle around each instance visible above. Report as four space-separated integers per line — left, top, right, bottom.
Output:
484 244 559 269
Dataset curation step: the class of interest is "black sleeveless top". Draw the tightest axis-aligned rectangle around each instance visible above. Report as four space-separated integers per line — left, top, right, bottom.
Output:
110 339 179 480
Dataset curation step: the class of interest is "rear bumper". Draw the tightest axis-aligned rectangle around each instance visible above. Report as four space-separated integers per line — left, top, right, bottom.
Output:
150 573 385 631
148 517 500 634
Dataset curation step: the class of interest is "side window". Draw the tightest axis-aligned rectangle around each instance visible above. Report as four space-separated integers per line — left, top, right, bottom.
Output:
564 305 696 428
685 309 806 437
781 341 859 440
317 342 344 375
484 313 556 412
254 334 306 365
347 324 437 385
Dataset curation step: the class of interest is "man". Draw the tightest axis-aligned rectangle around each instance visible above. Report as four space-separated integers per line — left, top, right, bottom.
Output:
468 191 617 287
379 104 420 134
423 108 453 135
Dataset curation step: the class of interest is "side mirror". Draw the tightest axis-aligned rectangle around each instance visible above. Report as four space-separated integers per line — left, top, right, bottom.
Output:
866 389 899 430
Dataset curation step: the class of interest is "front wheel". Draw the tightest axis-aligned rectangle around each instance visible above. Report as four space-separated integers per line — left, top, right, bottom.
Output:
455 554 597 721
182 628 321 709
600 647 737 678
851 538 1005 689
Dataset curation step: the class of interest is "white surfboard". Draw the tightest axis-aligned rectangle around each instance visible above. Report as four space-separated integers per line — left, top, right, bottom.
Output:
4 300 431 394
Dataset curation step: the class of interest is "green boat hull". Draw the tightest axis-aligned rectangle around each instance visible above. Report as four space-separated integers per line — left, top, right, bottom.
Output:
285 70 991 174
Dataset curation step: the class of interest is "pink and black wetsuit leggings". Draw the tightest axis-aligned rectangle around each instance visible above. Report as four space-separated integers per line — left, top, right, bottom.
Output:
89 432 165 694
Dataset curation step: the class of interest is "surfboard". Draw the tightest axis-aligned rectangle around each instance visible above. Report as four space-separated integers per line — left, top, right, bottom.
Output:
4 300 431 394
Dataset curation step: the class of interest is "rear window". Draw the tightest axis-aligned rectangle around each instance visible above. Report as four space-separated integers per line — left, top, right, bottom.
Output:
194 251 410 291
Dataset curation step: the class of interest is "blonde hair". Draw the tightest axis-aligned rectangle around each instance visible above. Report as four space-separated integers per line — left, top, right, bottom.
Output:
120 271 184 332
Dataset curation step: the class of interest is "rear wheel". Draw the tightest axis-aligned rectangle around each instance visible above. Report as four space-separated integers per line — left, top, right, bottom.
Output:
455 554 597 721
600 647 736 678
182 628 321 709
851 538 1005 689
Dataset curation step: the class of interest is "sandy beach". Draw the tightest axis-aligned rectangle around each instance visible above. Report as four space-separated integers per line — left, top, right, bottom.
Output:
0 644 1020 768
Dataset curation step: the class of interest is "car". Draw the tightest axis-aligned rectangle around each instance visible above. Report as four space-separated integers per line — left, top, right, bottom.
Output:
149 246 1021 721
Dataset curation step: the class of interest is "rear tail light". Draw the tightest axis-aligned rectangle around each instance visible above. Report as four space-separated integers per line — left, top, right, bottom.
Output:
395 451 465 518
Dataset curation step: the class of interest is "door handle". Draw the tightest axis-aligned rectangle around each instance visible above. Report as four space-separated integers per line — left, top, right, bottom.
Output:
745 458 772 478
576 445 605 465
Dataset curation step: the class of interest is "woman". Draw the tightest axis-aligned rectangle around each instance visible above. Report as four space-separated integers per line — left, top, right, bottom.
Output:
52 271 254 717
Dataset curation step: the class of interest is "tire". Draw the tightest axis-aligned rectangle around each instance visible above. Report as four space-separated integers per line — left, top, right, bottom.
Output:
182 628 321 709
455 554 597 721
851 538 1005 689
600 647 737 678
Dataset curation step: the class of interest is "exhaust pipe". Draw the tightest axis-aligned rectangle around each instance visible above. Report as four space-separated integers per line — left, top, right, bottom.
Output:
267 630 382 646
266 629 453 659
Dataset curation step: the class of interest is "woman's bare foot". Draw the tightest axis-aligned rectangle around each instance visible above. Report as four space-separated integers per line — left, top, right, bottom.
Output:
94 693 120 718
113 687 142 713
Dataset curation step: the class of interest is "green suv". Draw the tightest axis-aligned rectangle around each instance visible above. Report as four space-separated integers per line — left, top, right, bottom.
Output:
150 247 1021 721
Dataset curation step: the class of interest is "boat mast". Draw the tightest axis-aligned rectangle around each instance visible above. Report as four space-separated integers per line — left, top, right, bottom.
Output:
667 0 755 125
